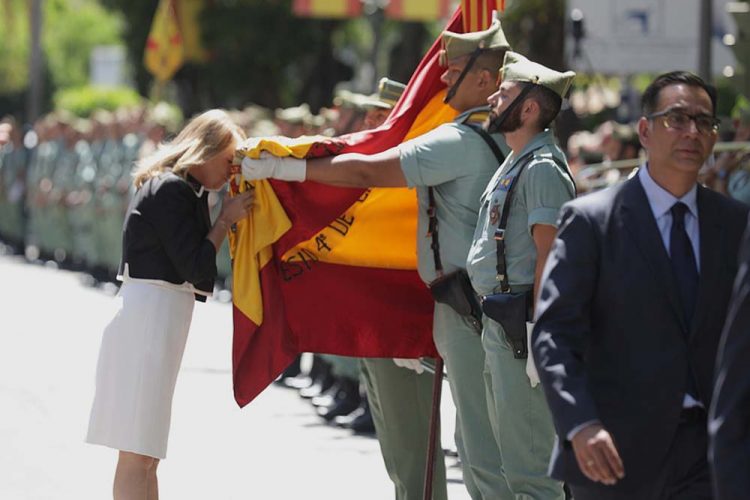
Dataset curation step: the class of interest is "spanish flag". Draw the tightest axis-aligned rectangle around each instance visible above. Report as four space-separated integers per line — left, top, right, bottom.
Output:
231 2 500 407
144 0 184 82
385 0 453 21
463 0 503 32
292 0 362 18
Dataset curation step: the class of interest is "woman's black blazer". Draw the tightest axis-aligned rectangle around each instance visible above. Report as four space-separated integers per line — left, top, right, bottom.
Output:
118 171 217 302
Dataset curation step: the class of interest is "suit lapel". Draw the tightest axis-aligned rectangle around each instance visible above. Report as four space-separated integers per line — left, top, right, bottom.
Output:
620 176 687 330
690 187 723 337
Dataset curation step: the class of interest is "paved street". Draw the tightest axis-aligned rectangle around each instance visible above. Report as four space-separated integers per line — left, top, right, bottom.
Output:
0 252 470 499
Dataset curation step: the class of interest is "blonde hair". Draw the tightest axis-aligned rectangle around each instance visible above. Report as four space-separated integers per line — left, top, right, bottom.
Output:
132 108 246 189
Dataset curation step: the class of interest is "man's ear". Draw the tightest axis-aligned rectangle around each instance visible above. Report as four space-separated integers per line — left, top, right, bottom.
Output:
524 98 540 123
637 117 650 150
478 68 494 90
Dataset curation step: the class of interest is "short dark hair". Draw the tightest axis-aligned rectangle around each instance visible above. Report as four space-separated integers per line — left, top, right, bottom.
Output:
473 49 508 76
526 84 563 130
641 71 717 116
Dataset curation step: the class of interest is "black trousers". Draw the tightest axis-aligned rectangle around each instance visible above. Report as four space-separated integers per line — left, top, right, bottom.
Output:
571 409 712 500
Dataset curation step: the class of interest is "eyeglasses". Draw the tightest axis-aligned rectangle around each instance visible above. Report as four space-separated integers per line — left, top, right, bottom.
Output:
647 109 720 135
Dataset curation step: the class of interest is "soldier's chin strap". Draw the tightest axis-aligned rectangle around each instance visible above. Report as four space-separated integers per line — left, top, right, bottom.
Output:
443 48 484 104
486 83 535 134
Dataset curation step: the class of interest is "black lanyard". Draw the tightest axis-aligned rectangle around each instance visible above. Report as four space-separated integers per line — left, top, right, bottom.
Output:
492 149 576 292
427 127 506 276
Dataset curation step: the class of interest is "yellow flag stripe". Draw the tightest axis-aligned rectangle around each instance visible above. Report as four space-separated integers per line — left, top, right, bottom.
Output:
280 90 458 268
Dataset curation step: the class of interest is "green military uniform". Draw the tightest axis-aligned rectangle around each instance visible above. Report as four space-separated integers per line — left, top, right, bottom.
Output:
94 135 128 279
69 130 99 269
0 141 10 242
28 132 62 259
360 77 406 110
385 20 515 499
49 136 78 263
399 104 512 499
274 104 312 137
728 169 750 205
23 137 42 254
466 52 576 499
2 137 28 251
360 358 447 500
351 77 449 500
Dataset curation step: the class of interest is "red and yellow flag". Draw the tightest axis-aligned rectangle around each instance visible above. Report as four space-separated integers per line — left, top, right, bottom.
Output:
144 0 184 82
385 0 453 21
292 0 362 18
462 0 501 32
176 0 208 63
230 2 502 407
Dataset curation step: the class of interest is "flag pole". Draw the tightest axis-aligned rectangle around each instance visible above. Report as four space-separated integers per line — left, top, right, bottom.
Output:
422 356 444 500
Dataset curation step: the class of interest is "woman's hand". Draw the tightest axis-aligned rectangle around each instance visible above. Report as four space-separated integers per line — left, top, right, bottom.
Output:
206 189 254 251
219 190 255 225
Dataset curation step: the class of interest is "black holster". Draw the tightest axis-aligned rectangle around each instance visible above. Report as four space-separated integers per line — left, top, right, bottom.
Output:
480 290 532 359
428 270 482 333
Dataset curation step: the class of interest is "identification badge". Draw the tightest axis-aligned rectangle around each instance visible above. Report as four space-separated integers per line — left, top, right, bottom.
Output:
489 203 500 226
498 174 514 191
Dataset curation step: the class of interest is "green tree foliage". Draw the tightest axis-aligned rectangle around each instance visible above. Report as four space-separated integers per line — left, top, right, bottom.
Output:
728 0 750 98
43 0 124 89
104 0 433 114
99 0 156 96
0 0 31 94
502 0 566 71
200 1 344 110
53 85 141 117
0 0 125 117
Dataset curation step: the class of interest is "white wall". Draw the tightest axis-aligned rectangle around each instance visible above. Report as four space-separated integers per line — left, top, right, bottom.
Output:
566 0 736 75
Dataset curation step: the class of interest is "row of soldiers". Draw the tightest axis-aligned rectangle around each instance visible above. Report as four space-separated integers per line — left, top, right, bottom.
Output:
0 106 175 282
0 88 387 287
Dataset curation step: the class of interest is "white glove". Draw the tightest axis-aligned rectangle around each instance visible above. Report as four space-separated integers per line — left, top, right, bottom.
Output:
526 322 540 388
240 153 307 182
393 358 425 374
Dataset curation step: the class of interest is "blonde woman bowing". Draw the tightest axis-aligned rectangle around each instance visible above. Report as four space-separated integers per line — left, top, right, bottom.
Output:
86 109 252 500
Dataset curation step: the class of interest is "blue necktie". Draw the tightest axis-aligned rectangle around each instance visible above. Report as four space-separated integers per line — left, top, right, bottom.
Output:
669 202 698 324
669 202 700 401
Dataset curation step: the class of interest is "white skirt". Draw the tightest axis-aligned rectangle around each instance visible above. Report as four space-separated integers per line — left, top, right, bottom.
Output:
86 280 195 459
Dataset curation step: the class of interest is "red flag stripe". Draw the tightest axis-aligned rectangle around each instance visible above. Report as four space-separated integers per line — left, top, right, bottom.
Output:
232 262 436 407
441 0 452 18
346 0 360 16
463 0 472 32
387 0 403 16
292 0 312 16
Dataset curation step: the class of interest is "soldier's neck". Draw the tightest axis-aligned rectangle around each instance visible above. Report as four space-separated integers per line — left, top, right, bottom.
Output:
505 127 539 156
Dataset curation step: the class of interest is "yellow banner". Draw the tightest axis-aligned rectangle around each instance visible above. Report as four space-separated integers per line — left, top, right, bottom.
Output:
292 0 362 19
177 0 208 63
144 0 185 82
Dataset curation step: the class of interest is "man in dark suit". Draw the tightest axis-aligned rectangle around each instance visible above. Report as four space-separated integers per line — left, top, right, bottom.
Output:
532 71 749 499
709 216 750 500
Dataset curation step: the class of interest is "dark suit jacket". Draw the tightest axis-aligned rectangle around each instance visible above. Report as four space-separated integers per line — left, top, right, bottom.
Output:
532 175 748 491
709 213 750 500
119 171 217 302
